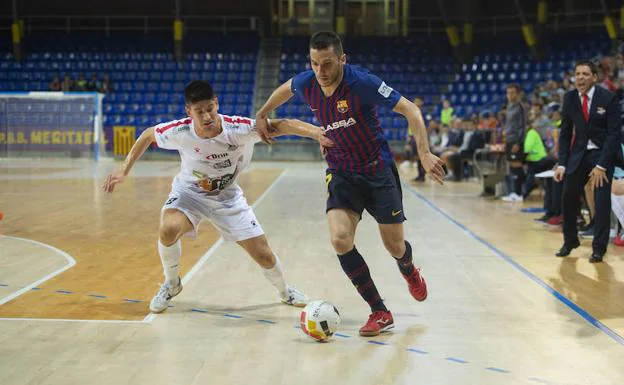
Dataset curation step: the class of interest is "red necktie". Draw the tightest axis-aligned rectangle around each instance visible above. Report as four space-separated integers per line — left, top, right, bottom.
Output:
582 93 589 123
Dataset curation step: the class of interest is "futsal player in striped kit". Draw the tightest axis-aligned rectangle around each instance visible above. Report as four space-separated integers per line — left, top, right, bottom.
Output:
255 32 445 336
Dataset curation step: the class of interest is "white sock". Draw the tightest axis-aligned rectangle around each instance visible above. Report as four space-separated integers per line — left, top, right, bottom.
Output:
262 255 289 298
611 194 624 229
158 239 181 285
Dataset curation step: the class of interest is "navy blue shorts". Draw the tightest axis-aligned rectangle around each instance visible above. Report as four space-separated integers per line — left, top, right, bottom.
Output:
325 164 406 224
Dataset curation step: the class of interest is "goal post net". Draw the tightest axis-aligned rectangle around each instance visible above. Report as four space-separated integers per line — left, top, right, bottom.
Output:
0 92 105 160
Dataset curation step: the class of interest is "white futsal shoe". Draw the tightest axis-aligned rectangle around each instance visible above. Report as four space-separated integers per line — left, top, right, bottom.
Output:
150 277 183 313
281 286 309 307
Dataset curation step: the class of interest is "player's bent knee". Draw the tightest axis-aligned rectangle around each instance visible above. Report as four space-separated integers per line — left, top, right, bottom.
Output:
383 240 404 257
159 222 183 245
331 232 354 254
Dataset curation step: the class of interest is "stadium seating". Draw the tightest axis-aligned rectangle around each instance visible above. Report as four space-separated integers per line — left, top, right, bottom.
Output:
0 32 259 126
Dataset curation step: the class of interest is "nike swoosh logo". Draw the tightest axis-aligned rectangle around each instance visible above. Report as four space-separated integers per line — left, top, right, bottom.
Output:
377 319 390 325
392 210 402 217
310 107 318 111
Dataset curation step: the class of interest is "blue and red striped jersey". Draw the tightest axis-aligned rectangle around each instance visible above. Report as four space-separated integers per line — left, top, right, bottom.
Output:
291 64 401 173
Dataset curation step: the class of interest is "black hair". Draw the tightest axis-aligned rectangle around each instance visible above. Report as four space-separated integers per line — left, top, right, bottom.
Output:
309 31 344 55
185 80 215 105
574 60 599 75
506 83 521 92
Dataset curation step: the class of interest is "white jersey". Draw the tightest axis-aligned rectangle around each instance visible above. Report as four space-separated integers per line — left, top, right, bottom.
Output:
154 114 261 198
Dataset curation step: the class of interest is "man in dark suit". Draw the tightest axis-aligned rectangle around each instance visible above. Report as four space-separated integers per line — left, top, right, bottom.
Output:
554 60 622 263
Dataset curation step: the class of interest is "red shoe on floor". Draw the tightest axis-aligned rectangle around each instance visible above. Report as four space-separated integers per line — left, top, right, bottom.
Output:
546 215 563 226
614 234 624 247
359 310 394 337
402 267 428 302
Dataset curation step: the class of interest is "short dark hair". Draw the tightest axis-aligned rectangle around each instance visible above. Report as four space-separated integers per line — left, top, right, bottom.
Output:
309 31 344 55
575 60 598 75
185 80 215 105
506 83 521 92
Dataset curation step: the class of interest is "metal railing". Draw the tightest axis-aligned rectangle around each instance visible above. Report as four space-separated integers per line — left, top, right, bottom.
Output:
0 14 263 36
407 8 621 36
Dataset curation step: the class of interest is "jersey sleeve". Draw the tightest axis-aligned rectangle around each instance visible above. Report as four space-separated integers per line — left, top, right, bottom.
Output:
290 71 311 103
224 116 261 145
153 119 189 150
357 72 402 110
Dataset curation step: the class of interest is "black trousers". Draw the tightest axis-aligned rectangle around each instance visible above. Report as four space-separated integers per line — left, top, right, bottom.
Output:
562 150 614 254
524 157 557 198
544 177 562 216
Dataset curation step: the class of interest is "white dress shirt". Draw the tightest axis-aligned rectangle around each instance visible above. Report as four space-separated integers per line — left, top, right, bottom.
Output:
558 85 605 171
580 86 599 150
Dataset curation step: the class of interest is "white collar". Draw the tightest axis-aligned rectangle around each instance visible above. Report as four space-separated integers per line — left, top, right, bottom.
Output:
579 85 595 100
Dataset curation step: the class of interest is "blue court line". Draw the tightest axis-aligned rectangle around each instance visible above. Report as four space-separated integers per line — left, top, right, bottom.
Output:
528 378 555 384
0 283 150 303
0 278 572 382
446 357 469 364
405 185 624 347
406 348 429 354
485 367 510 373
194 308 556 382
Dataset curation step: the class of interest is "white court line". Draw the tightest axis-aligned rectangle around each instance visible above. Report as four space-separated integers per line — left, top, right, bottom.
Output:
0 235 77 307
0 317 146 324
143 169 288 323
0 236 151 324
0 169 288 325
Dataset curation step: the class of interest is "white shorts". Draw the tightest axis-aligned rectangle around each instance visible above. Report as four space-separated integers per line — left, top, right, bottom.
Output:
161 185 264 242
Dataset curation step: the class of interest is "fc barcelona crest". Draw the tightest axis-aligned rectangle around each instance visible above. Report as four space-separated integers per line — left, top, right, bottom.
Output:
337 100 349 114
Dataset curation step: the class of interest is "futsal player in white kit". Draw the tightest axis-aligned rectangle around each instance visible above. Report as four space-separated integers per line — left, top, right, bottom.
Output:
103 80 333 313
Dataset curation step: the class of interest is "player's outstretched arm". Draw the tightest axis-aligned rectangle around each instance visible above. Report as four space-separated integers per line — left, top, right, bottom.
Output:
103 127 155 193
393 97 446 184
255 79 295 144
269 118 334 148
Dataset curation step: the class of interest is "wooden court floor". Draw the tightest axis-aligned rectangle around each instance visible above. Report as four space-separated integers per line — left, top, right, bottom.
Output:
1 159 624 385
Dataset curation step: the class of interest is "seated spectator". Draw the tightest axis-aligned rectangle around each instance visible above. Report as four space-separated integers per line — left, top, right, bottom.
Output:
543 110 561 155
74 74 87 91
49 76 61 91
521 123 557 200
431 123 449 156
536 164 563 224
100 74 113 93
440 99 454 126
61 75 73 92
428 120 441 148
447 120 486 181
439 118 465 179
86 73 101 92
611 147 624 246
530 103 551 139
